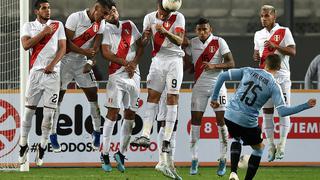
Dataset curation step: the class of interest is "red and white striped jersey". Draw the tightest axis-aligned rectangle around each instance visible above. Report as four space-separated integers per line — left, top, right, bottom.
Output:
65 9 105 60
143 11 185 59
21 19 66 72
102 20 141 77
254 23 295 78
185 34 230 87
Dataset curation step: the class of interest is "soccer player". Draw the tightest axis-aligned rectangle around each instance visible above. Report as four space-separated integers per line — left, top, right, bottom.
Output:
19 0 66 166
253 5 296 161
100 0 144 172
50 0 110 152
130 0 185 176
184 17 235 176
211 54 316 180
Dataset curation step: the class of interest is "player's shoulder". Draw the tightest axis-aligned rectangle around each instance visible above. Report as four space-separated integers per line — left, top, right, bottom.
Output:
50 20 63 25
121 19 136 27
172 11 185 19
145 11 157 18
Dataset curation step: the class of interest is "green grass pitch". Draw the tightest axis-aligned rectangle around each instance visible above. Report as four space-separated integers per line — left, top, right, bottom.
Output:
2 167 320 179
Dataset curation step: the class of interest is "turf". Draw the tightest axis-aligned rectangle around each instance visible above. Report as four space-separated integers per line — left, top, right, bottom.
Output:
1 167 320 180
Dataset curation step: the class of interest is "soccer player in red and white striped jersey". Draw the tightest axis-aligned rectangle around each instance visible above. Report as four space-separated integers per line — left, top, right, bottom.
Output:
19 0 66 166
100 0 144 172
253 5 296 162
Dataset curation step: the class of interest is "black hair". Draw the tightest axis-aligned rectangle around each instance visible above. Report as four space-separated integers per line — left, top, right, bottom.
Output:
196 17 211 26
34 0 49 10
265 54 281 70
97 0 116 10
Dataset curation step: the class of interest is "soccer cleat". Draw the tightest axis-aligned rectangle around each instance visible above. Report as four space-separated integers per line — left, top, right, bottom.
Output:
92 131 101 150
217 158 227 176
100 153 112 172
49 134 61 153
267 144 276 162
130 136 151 148
114 151 126 172
189 159 198 175
161 140 171 153
169 165 183 180
157 164 176 179
275 144 285 160
229 172 239 180
155 162 165 172
18 145 29 165
35 144 45 166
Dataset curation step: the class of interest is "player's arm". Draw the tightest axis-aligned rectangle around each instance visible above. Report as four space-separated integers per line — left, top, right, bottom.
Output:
82 34 103 73
264 41 296 56
65 28 95 58
101 44 127 66
183 41 194 72
21 25 55 50
253 50 260 62
203 52 235 70
210 69 244 108
304 56 320 89
44 39 67 74
156 24 184 46
271 84 316 116
253 32 260 62
125 38 145 78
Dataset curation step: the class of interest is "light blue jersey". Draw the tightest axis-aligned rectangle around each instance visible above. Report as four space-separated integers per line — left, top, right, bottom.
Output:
212 67 311 128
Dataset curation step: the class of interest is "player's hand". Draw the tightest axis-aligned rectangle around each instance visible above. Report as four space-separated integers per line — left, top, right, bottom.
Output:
264 40 277 50
43 63 54 74
125 61 136 78
210 100 220 109
142 26 152 41
155 24 167 34
83 48 96 58
42 24 56 35
253 52 260 62
307 98 316 107
83 63 93 74
202 62 216 71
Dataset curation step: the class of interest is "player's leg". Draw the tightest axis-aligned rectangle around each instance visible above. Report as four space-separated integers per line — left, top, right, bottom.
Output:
50 58 74 152
189 111 203 175
156 92 167 169
276 80 292 160
101 79 123 172
36 73 60 166
162 58 183 154
19 71 42 165
243 126 265 180
76 61 101 150
115 81 140 172
214 86 228 176
262 98 275 162
131 60 164 147
224 118 241 180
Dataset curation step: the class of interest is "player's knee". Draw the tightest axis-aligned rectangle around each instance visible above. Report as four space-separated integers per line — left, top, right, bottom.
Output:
124 109 135 120
263 108 274 114
167 94 179 105
147 90 161 103
106 108 120 121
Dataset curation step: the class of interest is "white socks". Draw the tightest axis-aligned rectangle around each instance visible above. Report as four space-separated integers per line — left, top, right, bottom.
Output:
51 103 60 134
120 119 134 154
89 101 101 132
102 118 116 155
190 125 200 160
163 105 177 141
141 102 158 138
158 127 165 164
218 125 228 159
40 108 55 148
20 107 36 146
279 116 291 147
263 113 275 145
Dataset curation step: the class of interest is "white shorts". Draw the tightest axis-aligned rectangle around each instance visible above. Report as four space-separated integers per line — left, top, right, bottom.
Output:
105 75 140 112
147 56 183 94
263 77 291 108
156 91 167 121
25 70 60 108
60 57 97 90
191 83 227 112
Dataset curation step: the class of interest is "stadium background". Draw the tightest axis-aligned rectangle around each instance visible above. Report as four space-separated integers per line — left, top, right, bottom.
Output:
0 0 320 179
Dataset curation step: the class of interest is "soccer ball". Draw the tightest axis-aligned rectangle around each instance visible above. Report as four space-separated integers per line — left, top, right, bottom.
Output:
162 0 182 12
238 154 250 169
